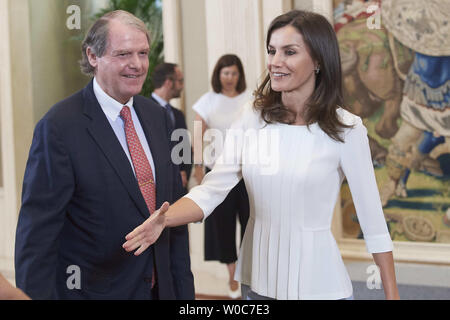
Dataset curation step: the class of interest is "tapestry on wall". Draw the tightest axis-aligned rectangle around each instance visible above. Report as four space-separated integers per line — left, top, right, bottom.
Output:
334 0 450 243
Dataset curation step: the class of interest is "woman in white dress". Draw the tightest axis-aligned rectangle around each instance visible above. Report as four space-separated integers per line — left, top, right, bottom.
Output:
123 10 400 300
192 54 252 298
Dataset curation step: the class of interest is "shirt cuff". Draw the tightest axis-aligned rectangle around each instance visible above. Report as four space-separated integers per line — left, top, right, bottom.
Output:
364 233 394 253
183 191 208 224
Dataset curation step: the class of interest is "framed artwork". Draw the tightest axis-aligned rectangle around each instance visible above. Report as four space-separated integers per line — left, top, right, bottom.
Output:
332 0 450 263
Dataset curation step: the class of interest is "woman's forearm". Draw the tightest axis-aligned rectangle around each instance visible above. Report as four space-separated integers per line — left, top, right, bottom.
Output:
372 251 400 300
164 197 204 228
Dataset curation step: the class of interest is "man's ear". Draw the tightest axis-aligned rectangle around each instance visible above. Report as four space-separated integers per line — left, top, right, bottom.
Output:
163 78 173 89
86 47 98 69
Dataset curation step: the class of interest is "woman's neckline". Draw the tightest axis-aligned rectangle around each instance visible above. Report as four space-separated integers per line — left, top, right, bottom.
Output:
219 91 244 99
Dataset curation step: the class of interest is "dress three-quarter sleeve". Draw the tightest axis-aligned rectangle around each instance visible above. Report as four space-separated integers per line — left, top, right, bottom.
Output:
339 117 393 253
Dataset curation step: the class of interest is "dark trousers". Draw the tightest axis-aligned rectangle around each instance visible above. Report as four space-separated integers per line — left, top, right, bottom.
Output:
204 176 250 264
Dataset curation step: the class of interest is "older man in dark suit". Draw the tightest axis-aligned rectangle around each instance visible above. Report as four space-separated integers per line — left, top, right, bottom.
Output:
14 10 194 300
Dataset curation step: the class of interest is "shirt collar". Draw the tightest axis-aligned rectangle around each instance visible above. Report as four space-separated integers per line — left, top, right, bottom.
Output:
151 92 168 108
93 77 134 122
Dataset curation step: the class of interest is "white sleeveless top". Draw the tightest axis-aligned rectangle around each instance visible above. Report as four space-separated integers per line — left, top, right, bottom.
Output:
192 91 251 168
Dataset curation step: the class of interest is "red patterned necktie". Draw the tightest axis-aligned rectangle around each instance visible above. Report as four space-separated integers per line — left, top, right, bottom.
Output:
120 105 156 287
120 106 156 214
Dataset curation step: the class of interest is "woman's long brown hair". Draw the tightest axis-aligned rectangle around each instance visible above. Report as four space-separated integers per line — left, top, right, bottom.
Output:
254 10 352 142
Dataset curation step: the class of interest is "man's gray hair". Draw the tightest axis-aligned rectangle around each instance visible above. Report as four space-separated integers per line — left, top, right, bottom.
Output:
79 10 150 76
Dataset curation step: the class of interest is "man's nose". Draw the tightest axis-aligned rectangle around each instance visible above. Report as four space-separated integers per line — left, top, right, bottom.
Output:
128 53 142 70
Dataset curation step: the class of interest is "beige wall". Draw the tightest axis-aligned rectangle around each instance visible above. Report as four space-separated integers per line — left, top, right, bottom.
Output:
30 0 95 122
179 0 209 134
0 0 35 267
0 136 2 188
0 0 103 275
294 0 333 22
0 0 17 269
204 0 265 92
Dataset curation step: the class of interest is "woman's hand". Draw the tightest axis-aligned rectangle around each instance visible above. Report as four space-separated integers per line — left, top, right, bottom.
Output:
122 202 170 256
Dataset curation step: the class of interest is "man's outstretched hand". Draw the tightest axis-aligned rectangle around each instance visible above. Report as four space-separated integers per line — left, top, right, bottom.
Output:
122 202 170 256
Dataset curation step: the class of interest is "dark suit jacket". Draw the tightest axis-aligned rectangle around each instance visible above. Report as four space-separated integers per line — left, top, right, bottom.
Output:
15 80 195 300
150 96 193 195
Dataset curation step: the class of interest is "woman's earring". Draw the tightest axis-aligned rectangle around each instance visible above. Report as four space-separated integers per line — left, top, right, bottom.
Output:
315 66 320 74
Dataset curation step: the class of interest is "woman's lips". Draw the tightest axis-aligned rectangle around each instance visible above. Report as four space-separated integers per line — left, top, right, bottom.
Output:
271 72 290 79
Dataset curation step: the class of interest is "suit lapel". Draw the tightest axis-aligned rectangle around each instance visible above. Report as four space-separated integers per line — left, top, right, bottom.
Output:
149 95 160 106
82 81 151 220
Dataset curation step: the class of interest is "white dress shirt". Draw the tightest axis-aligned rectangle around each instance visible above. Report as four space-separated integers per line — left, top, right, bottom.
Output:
93 78 156 180
151 92 168 108
152 92 176 128
185 102 393 300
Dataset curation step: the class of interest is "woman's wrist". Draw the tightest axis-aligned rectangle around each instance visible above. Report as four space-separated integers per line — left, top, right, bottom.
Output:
384 286 400 300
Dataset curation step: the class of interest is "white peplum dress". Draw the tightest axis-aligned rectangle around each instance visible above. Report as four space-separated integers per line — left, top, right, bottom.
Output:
185 102 393 300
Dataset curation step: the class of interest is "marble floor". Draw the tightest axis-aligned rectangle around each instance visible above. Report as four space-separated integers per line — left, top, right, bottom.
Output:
192 258 450 299
2 257 450 300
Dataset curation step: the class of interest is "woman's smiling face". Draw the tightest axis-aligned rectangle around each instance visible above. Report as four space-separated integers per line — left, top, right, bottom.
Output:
267 25 317 94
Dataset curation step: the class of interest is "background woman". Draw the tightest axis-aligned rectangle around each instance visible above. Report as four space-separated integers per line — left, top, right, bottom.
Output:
192 54 251 298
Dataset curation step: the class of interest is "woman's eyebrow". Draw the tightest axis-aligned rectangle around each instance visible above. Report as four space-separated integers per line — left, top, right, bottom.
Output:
268 44 301 49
